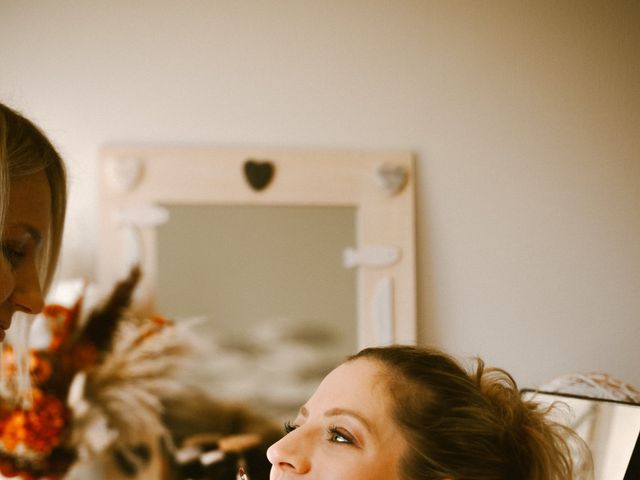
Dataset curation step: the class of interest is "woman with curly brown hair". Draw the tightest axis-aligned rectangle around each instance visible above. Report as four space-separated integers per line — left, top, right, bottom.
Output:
267 344 588 479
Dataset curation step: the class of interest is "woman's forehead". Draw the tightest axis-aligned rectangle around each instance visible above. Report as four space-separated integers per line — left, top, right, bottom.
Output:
309 358 391 411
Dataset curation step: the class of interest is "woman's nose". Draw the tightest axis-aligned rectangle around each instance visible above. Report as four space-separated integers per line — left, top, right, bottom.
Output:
266 430 311 474
11 262 44 315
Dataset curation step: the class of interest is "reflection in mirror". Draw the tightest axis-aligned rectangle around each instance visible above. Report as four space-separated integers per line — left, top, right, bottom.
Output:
156 205 356 420
522 390 640 479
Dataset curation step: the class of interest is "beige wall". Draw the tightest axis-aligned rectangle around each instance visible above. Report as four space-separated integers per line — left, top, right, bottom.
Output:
1 0 638 388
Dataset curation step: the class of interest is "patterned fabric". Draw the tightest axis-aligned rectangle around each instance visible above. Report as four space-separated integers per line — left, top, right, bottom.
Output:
540 372 640 403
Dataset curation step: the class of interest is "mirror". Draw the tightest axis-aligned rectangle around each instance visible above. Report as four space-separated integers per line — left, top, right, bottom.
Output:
156 204 356 417
521 390 640 479
97 147 416 418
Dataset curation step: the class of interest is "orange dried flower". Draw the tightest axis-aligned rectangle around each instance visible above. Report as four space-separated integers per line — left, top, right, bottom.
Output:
0 389 68 455
28 352 52 385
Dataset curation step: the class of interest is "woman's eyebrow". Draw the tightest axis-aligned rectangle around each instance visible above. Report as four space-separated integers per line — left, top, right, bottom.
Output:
324 408 372 433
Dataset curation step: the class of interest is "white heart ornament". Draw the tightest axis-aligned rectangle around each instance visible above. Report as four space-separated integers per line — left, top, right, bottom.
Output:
376 163 409 196
105 157 144 192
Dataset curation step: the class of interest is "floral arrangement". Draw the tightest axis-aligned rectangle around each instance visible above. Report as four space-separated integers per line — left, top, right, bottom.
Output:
0 267 195 479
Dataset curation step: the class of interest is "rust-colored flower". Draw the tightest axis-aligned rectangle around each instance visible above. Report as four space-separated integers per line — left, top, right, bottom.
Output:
0 389 68 455
0 271 176 479
0 457 20 477
28 352 53 385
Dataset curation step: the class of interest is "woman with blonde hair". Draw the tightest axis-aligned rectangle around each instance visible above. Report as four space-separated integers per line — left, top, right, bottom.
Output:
0 101 67 340
268 344 588 479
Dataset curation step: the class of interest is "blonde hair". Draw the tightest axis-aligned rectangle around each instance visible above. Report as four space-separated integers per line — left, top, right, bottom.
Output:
0 111 9 235
0 102 67 294
350 345 586 480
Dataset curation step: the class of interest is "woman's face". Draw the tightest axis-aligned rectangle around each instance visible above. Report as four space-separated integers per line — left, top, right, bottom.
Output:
267 357 406 480
0 171 51 340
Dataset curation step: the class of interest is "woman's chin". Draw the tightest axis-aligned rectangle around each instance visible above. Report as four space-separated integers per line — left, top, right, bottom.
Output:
0 318 11 341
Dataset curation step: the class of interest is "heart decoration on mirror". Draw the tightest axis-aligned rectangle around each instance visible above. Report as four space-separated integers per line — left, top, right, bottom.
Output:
244 159 275 191
376 162 409 196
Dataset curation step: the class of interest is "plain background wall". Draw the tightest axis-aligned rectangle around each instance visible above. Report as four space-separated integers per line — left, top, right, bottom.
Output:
1 0 638 388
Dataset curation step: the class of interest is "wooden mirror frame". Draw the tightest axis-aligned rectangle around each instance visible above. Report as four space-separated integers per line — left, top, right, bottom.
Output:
97 146 416 348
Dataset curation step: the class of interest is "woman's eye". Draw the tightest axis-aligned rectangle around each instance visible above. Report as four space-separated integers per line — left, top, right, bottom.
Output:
1 244 24 269
328 426 354 445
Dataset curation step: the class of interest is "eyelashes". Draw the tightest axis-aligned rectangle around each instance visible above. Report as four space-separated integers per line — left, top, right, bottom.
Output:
328 425 354 444
1 243 24 270
283 421 355 446
284 421 297 434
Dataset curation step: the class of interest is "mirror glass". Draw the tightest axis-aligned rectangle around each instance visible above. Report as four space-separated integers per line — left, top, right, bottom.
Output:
522 390 640 479
156 204 357 420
